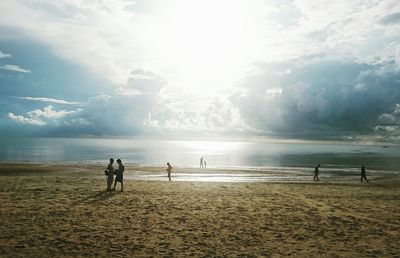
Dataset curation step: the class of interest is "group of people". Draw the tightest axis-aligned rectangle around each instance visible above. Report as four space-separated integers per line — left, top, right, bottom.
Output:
313 164 369 183
105 158 370 187
164 157 206 182
105 158 125 191
104 160 173 186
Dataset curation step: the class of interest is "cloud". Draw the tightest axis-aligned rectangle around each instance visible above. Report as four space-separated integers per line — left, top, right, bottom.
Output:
231 59 400 140
291 0 400 65
63 117 91 126
0 50 11 59
294 0 357 26
380 12 400 25
143 113 159 128
0 64 31 73
0 0 398 90
113 70 165 97
8 105 79 126
72 71 165 135
1 0 400 140
374 103 400 139
145 97 251 136
0 0 145 85
124 69 168 95
8 112 45 126
13 69 167 136
27 105 78 119
15 96 80 105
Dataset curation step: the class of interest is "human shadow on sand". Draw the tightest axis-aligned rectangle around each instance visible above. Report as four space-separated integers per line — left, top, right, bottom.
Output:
73 190 121 205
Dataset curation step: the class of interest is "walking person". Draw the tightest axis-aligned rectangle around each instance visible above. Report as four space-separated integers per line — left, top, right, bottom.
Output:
105 158 115 191
360 165 369 183
200 157 204 168
313 164 320 181
113 159 125 191
166 162 173 181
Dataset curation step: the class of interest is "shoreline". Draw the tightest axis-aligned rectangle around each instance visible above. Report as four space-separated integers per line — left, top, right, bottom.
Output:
1 159 399 170
1 162 399 185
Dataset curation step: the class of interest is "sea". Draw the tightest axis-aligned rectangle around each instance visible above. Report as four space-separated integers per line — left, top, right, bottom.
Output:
0 137 399 172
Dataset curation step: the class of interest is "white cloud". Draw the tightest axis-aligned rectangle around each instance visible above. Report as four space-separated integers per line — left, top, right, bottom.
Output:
8 105 79 126
88 94 112 103
8 112 45 126
293 0 359 27
0 0 143 85
147 97 251 135
290 0 400 64
377 103 400 126
395 103 400 113
0 64 31 73
16 96 81 105
143 113 159 128
27 105 78 120
0 50 11 59
114 87 142 96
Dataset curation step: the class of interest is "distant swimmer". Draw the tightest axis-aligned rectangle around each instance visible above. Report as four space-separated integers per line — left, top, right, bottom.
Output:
200 157 204 168
360 165 369 183
166 162 173 181
313 164 320 181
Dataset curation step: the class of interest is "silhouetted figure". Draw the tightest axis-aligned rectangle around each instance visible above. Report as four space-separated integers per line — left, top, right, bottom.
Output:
360 165 369 183
166 162 173 181
204 160 207 168
313 164 320 181
200 157 204 168
105 158 114 191
113 159 125 191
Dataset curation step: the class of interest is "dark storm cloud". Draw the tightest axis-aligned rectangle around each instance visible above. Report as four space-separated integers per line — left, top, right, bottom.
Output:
231 60 400 139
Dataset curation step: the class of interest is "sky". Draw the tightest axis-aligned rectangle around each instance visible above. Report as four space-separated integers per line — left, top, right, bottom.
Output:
0 0 400 142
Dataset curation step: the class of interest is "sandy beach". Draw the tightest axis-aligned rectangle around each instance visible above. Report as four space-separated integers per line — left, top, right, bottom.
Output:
0 163 399 257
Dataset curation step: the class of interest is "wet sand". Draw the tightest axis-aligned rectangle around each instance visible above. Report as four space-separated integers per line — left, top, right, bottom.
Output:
0 163 399 257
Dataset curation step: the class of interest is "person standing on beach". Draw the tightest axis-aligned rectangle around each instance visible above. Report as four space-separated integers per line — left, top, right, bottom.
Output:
204 160 207 168
166 162 173 181
200 157 204 168
313 164 320 181
106 158 114 191
113 159 125 191
360 165 369 183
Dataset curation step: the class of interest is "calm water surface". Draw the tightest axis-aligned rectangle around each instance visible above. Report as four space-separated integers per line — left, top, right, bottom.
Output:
0 137 399 172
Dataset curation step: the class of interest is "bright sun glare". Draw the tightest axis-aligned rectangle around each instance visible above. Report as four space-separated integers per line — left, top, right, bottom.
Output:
155 0 258 97
182 140 245 155
170 1 244 66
